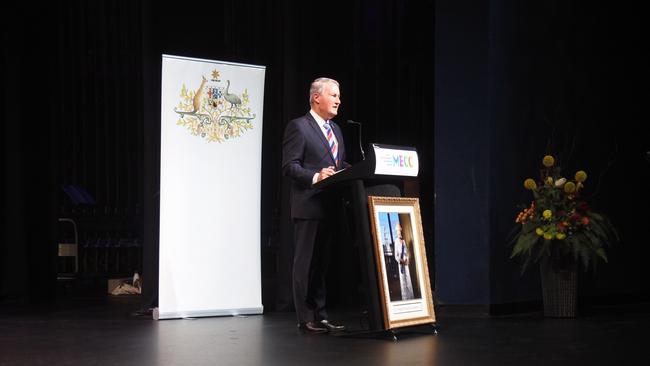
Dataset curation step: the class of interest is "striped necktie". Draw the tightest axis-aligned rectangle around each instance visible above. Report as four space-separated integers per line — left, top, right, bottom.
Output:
324 121 338 167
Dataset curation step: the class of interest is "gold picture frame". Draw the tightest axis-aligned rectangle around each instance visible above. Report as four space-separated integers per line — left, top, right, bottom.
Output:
368 196 436 329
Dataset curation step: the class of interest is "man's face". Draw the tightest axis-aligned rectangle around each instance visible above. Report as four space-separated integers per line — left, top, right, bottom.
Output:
314 82 340 120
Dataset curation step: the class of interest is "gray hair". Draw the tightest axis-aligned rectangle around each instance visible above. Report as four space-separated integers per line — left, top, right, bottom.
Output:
309 77 339 105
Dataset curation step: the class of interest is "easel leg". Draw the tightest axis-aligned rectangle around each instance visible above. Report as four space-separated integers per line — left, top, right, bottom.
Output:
389 329 398 341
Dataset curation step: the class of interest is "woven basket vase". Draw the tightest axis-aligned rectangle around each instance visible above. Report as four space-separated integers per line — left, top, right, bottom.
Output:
540 259 578 318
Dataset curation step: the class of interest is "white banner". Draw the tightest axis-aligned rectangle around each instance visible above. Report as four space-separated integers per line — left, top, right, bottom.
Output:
158 55 265 319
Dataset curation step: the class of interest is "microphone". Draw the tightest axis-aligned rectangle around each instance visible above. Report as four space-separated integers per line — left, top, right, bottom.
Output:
347 120 365 160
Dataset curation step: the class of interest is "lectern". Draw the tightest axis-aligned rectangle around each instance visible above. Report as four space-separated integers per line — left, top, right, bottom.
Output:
314 143 425 334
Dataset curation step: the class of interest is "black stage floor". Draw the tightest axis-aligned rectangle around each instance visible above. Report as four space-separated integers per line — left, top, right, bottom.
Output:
1 295 648 366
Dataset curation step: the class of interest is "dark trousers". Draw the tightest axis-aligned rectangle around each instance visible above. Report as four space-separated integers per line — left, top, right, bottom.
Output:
292 218 333 323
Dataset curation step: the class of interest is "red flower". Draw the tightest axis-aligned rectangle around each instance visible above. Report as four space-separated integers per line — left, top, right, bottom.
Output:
577 202 590 212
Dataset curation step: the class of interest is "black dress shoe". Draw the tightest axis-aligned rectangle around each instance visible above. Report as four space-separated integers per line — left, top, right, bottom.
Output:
319 320 346 332
298 321 328 334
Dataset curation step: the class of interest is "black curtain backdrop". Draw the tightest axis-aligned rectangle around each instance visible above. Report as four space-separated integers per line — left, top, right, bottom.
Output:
55 1 144 219
2 0 647 312
1 0 435 307
2 3 60 303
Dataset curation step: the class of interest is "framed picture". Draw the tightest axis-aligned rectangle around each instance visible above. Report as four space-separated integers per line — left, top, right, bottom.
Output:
368 196 436 329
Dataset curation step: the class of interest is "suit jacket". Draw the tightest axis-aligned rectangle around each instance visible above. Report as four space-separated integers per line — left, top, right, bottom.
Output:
282 113 349 219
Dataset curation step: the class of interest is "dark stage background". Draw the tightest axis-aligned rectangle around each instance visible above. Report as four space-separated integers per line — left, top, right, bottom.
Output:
1 0 647 314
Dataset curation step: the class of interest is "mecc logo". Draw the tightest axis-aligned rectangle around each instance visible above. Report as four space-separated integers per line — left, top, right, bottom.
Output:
392 155 414 167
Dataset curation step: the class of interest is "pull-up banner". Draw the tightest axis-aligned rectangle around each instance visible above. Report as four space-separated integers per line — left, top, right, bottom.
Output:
158 54 265 319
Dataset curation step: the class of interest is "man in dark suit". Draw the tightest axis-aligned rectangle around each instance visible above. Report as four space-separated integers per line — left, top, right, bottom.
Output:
282 77 350 333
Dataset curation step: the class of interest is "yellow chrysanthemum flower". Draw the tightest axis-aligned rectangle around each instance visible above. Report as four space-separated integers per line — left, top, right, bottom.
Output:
543 232 554 240
535 228 544 236
542 155 555 167
524 178 537 190
575 170 587 182
556 232 566 240
546 177 554 186
564 181 576 194
543 210 552 219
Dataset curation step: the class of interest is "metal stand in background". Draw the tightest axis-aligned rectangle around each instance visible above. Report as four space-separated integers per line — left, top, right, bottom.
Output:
57 218 79 280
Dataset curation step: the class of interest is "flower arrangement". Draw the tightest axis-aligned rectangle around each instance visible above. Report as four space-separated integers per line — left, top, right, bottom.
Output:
511 155 617 273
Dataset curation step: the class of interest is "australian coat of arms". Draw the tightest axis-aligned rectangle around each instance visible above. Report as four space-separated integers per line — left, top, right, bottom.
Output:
174 69 256 142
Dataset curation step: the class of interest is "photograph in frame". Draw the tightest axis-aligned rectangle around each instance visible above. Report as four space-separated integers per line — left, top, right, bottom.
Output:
368 196 436 329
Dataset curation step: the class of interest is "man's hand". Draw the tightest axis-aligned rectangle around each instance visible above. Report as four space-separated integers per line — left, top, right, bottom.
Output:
317 166 336 182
